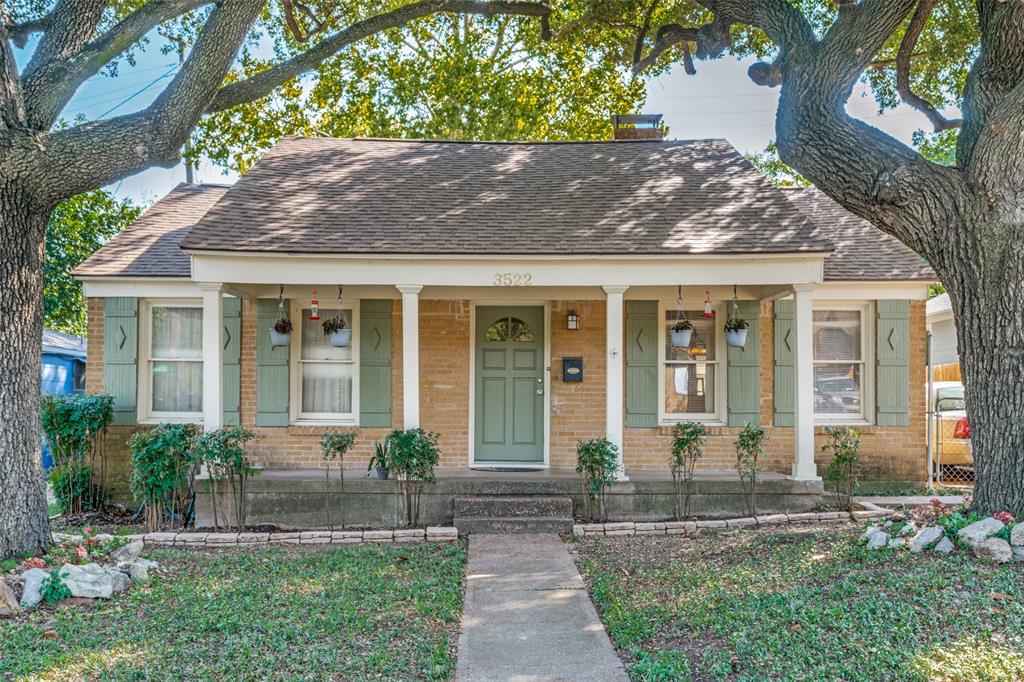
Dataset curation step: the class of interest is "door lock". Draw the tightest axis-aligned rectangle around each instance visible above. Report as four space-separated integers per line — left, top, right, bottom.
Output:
536 389 544 396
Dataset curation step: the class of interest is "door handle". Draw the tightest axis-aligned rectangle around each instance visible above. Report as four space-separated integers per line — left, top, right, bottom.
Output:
536 389 543 396
537 378 543 383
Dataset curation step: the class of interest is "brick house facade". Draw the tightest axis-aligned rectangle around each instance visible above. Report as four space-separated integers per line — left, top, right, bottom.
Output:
77 137 935 502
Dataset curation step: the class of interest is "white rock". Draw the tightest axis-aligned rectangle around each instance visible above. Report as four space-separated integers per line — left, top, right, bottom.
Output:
1010 524 1024 547
1013 546 1024 563
898 522 917 537
111 541 144 563
888 537 907 549
958 517 1004 546
866 531 890 550
933 537 955 554
972 538 1012 563
19 568 49 608
909 526 945 553
127 561 150 584
51 532 83 544
859 525 881 543
59 563 114 599
105 568 130 593
0 581 21 618
94 534 114 543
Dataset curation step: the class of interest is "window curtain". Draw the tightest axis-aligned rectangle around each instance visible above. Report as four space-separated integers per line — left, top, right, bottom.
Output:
151 306 202 412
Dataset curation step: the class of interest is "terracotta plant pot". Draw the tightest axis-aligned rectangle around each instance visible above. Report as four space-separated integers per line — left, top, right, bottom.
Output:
670 329 693 348
268 329 292 347
725 329 748 348
329 329 351 348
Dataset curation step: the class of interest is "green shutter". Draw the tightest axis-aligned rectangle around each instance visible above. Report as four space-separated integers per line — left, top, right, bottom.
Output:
727 300 761 427
625 301 658 428
256 298 289 427
359 300 393 427
773 299 795 427
876 300 911 426
222 297 241 426
103 297 138 425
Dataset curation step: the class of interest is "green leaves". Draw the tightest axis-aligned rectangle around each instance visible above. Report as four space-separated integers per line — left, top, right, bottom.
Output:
576 437 619 515
386 427 440 483
44 190 141 336
321 429 358 462
40 394 114 465
129 423 199 505
192 426 260 472
669 421 707 475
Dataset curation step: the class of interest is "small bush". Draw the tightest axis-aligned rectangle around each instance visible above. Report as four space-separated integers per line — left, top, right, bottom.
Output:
669 422 707 520
576 438 619 522
48 464 94 514
320 430 358 529
130 423 199 531
193 427 261 531
40 394 114 512
735 423 767 520
821 426 861 512
386 428 441 527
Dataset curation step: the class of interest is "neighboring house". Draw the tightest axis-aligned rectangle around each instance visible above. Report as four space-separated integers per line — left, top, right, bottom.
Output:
41 329 87 468
74 135 935 496
926 293 961 381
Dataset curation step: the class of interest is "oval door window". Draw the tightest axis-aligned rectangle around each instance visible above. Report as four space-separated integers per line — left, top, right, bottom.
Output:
484 317 536 342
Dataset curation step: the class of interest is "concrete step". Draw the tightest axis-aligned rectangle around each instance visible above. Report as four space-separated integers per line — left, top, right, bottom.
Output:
454 516 575 535
454 495 573 518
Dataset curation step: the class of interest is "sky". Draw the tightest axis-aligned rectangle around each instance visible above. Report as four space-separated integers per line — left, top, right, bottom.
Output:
41 30 955 206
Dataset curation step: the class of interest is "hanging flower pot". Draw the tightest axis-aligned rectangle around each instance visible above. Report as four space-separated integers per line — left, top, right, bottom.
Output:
269 318 293 347
669 320 694 348
322 316 351 348
725 317 749 348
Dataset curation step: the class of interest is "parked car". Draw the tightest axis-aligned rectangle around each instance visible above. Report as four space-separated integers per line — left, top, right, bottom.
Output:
929 381 971 466
953 416 972 459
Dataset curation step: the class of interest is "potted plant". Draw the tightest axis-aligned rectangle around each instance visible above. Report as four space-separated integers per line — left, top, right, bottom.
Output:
367 440 390 479
724 316 749 348
268 317 293 347
322 315 351 348
669 319 694 348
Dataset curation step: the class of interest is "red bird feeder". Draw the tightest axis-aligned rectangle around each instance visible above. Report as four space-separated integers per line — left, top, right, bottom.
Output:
309 289 320 320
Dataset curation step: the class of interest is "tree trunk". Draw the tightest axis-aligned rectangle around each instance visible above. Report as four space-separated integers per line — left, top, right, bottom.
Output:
947 239 1024 516
0 187 52 559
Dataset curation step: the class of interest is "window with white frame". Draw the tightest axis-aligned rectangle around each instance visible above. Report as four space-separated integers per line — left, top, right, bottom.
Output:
293 306 356 421
662 310 719 419
813 307 868 420
141 301 203 420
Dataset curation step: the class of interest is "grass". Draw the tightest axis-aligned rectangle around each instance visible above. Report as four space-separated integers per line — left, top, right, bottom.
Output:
572 525 1024 682
2 541 467 681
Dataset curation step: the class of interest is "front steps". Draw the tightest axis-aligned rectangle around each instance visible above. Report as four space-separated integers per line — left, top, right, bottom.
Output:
453 495 574 534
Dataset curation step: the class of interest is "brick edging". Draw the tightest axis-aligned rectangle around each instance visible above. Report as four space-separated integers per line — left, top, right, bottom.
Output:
573 508 892 537
125 527 459 547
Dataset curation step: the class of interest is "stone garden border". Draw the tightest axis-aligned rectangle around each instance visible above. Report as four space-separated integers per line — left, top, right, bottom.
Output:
572 506 893 537
97 527 462 547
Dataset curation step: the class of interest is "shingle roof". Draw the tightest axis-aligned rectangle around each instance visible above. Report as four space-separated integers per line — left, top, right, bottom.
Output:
783 186 936 281
42 329 86 357
180 136 833 256
73 183 228 278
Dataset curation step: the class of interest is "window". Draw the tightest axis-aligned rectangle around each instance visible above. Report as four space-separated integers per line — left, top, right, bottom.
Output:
292 306 357 421
662 310 719 419
484 317 535 342
813 308 867 420
141 301 203 421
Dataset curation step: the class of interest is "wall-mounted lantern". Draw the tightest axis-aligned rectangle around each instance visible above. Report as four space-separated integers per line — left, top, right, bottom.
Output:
566 309 581 331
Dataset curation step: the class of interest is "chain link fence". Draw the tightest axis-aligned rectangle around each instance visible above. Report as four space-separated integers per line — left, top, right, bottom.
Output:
928 346 973 488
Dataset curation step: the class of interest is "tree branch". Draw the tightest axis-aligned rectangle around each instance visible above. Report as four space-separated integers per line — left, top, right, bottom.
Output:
895 0 961 132
207 0 551 113
0 24 27 133
5 16 50 49
22 0 211 131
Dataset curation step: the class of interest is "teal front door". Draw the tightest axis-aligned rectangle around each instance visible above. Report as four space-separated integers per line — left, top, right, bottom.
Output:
474 306 545 463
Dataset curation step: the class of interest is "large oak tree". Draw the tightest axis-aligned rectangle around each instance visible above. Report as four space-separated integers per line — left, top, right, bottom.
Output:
1 0 1021 558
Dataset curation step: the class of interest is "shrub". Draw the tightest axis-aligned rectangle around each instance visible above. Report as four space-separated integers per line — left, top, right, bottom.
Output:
40 394 114 512
320 430 358 529
193 427 261 531
130 423 199 531
735 423 767 520
576 438 619 523
367 440 391 476
821 426 861 512
321 316 348 334
386 428 441 527
669 422 707 520
48 464 93 515
40 569 72 604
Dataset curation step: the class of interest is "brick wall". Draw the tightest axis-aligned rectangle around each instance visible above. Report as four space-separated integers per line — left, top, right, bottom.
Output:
86 296 928 491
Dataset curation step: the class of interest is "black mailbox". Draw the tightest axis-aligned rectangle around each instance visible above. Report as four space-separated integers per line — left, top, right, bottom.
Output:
562 357 583 382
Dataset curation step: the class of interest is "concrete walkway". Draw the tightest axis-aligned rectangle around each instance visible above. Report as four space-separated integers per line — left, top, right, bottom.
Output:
455 534 628 682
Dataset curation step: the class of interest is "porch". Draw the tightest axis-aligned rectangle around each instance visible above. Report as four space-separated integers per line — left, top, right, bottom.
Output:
194 466 824 529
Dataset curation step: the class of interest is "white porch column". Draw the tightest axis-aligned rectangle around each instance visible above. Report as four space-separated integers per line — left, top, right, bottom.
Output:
791 285 820 480
603 285 629 480
397 285 423 428
199 283 224 432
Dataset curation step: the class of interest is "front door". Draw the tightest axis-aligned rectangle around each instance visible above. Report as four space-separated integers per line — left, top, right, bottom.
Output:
474 306 545 463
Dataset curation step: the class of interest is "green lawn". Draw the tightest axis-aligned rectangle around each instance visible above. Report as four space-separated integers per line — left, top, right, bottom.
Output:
573 525 1024 682
2 541 466 681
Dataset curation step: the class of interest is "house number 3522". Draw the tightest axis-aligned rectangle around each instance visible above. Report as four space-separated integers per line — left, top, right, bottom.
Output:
492 273 533 286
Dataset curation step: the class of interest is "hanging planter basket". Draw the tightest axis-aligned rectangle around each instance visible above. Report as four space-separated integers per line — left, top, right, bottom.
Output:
328 329 351 348
670 328 693 348
671 286 694 349
725 328 748 348
269 324 292 348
